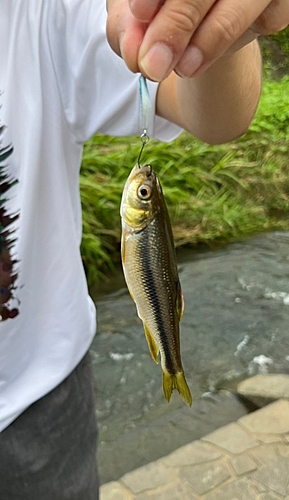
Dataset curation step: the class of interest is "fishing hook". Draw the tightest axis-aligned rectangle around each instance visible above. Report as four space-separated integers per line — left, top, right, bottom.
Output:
137 130 150 165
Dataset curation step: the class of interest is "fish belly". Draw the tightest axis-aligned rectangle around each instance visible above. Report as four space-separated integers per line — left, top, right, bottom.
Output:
124 221 180 360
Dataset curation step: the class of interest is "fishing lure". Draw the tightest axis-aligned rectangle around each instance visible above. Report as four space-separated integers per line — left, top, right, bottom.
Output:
138 75 151 163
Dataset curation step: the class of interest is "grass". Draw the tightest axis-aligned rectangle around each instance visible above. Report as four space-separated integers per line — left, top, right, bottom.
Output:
80 45 289 287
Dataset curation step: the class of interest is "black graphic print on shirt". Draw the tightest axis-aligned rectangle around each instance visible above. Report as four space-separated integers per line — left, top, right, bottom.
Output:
0 127 19 321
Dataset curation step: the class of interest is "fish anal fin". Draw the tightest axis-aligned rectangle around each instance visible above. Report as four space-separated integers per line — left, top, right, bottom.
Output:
162 370 192 407
143 324 159 364
176 280 184 321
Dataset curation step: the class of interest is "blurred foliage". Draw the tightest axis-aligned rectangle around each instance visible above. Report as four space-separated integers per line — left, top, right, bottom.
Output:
269 27 289 55
80 32 289 287
259 26 289 79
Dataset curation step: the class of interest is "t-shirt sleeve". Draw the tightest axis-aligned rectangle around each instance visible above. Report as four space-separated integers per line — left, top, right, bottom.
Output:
47 0 182 143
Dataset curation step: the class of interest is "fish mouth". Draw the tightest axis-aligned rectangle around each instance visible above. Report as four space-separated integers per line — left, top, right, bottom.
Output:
147 164 152 176
136 163 152 174
143 164 153 179
134 163 153 182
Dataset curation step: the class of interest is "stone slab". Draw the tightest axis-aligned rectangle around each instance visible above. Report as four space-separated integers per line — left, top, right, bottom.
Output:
249 444 279 466
180 460 231 495
259 494 285 500
205 477 262 500
161 440 222 467
100 481 133 500
231 453 257 476
239 400 289 434
135 480 198 499
202 422 258 454
237 374 289 407
121 461 176 494
276 443 289 458
251 458 289 496
254 433 283 444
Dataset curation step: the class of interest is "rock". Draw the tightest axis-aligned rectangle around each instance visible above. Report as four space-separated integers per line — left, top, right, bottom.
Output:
202 422 258 454
237 374 289 408
239 400 289 434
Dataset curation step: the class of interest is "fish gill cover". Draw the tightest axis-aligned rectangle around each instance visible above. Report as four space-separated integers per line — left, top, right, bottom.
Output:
0 126 19 320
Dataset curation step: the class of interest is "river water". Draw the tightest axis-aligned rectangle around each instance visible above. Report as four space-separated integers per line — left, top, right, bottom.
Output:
90 231 289 484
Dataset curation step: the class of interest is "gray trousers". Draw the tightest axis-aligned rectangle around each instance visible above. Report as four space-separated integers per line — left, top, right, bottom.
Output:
0 352 99 500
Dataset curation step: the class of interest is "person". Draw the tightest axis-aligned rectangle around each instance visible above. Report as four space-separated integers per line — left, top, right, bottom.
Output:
0 0 287 499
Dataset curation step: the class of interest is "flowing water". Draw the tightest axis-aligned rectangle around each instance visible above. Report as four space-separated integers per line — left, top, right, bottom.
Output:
90 232 289 484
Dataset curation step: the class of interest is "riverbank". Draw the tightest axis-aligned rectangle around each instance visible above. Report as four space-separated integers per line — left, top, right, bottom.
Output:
100 375 289 499
91 232 289 485
80 73 289 287
100 399 289 499
78 32 289 286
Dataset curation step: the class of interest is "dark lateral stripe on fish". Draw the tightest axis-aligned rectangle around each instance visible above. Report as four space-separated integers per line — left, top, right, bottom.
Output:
138 228 175 374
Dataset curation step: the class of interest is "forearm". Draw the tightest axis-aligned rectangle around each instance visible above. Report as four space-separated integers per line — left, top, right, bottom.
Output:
157 40 262 144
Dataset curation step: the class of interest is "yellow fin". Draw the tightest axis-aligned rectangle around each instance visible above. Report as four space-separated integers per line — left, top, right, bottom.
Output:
121 233 126 264
143 324 159 364
162 370 192 407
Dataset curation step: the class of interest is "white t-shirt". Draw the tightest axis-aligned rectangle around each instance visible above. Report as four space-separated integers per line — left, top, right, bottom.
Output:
0 0 181 431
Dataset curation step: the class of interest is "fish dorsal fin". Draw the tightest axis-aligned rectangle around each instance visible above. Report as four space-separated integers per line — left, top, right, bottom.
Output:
176 280 184 321
143 324 159 364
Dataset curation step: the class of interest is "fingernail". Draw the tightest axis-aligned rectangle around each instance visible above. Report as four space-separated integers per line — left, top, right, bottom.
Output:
176 46 203 78
119 32 126 58
140 44 174 82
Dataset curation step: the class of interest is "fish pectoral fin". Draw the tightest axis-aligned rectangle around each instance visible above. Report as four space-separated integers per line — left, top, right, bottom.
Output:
176 280 185 321
143 324 159 364
162 370 192 407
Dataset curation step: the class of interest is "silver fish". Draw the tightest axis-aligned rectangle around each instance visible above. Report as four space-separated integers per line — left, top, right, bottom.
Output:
120 164 192 406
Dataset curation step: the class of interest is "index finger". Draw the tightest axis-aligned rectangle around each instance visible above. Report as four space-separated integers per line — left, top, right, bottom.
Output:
137 0 218 81
129 0 164 22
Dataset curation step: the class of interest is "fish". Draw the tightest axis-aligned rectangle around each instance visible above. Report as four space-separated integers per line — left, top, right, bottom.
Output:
120 163 192 406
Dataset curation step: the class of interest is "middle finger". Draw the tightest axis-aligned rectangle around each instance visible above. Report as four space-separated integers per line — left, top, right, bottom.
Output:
138 0 218 81
176 0 272 78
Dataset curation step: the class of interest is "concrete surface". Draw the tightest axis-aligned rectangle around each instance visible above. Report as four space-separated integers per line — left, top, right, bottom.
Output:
100 399 289 499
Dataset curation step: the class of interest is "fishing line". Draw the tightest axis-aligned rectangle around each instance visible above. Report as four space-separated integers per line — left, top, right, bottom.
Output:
138 75 151 165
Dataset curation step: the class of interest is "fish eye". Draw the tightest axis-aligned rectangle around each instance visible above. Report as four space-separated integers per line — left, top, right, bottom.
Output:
137 184 152 200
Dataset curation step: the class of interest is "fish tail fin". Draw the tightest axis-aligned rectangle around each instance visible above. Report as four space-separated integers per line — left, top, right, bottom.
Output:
162 370 192 407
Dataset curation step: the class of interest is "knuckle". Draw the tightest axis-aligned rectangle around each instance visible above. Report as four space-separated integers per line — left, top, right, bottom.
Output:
165 1 203 36
213 12 245 44
253 13 289 35
252 1 289 35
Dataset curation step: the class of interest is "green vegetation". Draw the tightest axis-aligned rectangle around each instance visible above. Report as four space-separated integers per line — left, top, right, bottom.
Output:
80 31 289 287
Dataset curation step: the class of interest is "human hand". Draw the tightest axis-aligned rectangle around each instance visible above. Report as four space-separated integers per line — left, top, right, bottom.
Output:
106 0 289 81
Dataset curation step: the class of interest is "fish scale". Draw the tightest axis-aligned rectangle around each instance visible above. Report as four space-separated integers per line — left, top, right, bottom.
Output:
120 163 192 406
138 224 178 374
